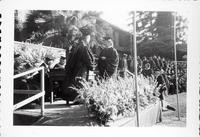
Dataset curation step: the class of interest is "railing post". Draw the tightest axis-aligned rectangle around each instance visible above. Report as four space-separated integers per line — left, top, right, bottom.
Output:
173 12 180 120
50 92 54 104
14 67 45 115
40 67 45 116
131 11 140 127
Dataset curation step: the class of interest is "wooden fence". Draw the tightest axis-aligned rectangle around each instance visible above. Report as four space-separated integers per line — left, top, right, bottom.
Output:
14 67 45 116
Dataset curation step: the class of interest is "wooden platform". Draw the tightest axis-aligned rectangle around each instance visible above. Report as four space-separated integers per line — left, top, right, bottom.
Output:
14 100 99 126
14 100 161 126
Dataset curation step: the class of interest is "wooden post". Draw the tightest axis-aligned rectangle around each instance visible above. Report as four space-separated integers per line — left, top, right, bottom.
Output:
41 67 45 116
51 92 54 104
173 12 180 120
132 11 140 127
13 67 45 115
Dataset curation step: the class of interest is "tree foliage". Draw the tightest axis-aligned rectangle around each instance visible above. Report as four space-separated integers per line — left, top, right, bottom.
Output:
15 10 113 50
129 11 188 60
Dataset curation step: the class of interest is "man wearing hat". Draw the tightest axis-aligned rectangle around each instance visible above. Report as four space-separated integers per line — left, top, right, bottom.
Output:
40 56 54 73
54 55 66 69
98 37 119 79
62 25 94 105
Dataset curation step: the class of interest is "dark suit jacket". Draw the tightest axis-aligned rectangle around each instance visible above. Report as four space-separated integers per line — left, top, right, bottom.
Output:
98 47 119 77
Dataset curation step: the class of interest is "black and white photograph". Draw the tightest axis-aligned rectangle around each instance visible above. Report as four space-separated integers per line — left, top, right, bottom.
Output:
1 0 200 137
13 10 188 127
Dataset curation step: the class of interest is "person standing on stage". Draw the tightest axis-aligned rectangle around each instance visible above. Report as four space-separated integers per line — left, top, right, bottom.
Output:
98 37 119 79
65 25 80 64
62 25 94 105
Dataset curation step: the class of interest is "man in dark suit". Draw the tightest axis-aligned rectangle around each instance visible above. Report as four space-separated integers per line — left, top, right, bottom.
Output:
98 37 119 79
53 56 66 69
40 56 54 74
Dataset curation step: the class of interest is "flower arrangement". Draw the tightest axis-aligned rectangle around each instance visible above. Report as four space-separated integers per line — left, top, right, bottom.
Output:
14 42 65 71
76 76 160 125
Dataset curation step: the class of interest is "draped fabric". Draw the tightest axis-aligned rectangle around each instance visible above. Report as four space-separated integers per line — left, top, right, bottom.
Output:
62 40 94 101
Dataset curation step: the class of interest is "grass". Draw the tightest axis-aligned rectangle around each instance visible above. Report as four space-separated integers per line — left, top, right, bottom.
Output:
156 92 186 127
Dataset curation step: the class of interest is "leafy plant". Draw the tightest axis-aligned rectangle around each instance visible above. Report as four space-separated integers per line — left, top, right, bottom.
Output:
14 42 65 72
76 76 160 125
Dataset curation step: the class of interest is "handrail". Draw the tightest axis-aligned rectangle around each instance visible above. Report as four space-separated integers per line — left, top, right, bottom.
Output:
170 61 187 63
119 69 135 78
13 66 45 116
126 70 134 77
15 41 65 52
14 67 44 79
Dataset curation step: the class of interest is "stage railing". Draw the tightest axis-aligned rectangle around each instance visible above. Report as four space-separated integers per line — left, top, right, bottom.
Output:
13 67 45 116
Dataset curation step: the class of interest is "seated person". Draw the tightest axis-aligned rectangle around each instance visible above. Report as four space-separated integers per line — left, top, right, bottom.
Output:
40 56 54 73
40 56 54 101
51 56 66 100
53 56 66 69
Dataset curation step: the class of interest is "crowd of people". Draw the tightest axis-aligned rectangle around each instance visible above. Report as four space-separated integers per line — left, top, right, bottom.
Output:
14 24 186 108
120 54 187 94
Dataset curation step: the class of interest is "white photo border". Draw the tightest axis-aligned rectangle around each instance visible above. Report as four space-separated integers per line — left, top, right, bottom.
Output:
0 0 200 137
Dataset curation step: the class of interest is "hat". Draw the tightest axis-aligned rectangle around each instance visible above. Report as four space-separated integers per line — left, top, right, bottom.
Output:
123 54 127 57
80 25 93 36
103 36 112 41
60 55 66 59
45 56 54 61
24 63 32 69
14 53 20 58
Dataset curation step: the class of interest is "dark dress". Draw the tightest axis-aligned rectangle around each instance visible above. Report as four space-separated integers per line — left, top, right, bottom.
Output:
156 73 169 100
98 47 119 78
62 40 94 102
